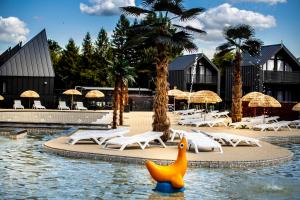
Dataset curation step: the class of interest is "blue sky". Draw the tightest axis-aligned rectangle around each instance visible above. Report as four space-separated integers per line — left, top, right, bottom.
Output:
0 0 299 58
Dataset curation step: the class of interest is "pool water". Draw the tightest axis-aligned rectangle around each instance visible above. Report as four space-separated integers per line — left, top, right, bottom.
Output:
0 132 299 200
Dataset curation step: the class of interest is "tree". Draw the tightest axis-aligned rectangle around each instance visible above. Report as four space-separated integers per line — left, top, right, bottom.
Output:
58 38 80 88
107 59 136 128
212 51 234 75
216 24 262 122
111 15 134 127
121 0 206 141
94 28 112 86
48 39 63 88
80 32 96 85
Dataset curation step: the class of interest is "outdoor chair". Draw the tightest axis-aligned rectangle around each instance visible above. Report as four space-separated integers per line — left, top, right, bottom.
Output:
68 127 129 145
190 118 228 127
58 101 70 110
75 102 87 110
290 119 300 128
104 131 166 151
32 100 46 109
194 130 261 147
173 109 196 115
183 131 223 153
170 128 187 141
252 121 292 131
13 100 24 109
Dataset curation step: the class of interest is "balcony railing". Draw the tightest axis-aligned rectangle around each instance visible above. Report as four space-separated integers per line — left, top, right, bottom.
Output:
263 71 300 84
185 74 218 85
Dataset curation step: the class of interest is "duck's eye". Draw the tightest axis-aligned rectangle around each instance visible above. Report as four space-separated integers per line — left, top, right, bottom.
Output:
180 143 184 149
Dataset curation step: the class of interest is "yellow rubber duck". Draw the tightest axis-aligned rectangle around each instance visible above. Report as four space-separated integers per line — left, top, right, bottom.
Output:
145 137 187 189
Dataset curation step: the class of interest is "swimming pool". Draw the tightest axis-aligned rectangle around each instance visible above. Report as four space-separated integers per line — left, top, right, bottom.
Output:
0 132 299 199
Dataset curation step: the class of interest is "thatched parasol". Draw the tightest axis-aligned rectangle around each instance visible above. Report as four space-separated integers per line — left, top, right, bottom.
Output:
292 102 300 112
20 90 40 108
168 86 185 111
85 90 105 98
63 89 82 109
248 95 281 108
242 92 264 102
188 90 222 104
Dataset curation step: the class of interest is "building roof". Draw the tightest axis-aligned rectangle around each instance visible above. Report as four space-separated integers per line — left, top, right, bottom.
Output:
76 86 153 92
242 44 300 67
0 29 55 77
168 53 219 72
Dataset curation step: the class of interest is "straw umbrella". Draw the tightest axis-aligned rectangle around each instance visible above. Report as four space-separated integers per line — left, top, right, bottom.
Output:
248 94 281 122
242 92 264 116
292 102 300 112
20 90 40 108
187 90 221 119
85 90 105 109
242 92 264 102
189 90 222 109
63 89 82 109
168 86 185 111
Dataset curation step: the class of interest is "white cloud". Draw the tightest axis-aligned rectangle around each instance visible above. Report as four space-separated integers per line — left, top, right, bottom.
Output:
177 3 277 58
0 16 29 44
182 3 276 43
80 0 135 16
231 0 287 5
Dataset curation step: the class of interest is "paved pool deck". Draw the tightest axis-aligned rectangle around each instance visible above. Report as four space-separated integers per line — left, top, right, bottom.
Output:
44 112 300 168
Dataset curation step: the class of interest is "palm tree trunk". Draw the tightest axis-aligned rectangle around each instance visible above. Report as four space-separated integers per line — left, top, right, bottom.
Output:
112 77 120 129
119 81 124 126
231 51 243 122
152 55 170 142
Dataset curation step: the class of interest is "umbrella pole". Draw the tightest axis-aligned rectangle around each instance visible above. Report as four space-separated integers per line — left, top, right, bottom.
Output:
173 97 176 111
71 95 73 110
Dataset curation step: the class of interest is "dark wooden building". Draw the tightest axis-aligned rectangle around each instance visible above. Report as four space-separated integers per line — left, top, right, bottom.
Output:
0 29 55 108
168 53 220 94
225 44 300 102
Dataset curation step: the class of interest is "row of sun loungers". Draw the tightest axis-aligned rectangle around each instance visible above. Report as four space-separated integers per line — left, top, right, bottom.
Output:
13 100 88 110
67 126 262 154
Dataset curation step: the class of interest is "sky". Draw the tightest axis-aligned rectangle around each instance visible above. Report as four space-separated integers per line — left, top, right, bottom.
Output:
0 0 300 59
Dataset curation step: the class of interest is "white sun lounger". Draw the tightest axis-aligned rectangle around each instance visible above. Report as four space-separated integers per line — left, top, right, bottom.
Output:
174 109 196 115
183 132 223 153
104 131 166 151
32 100 46 109
191 118 227 127
75 102 88 110
68 127 129 145
170 128 187 141
290 119 300 128
195 130 261 147
253 121 292 131
13 100 24 109
58 101 70 110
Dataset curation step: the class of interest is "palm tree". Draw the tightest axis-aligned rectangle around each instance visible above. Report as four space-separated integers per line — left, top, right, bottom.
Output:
121 0 206 141
216 24 263 122
108 59 136 128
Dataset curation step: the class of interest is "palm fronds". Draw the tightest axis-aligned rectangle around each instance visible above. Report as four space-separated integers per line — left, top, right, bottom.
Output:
120 6 153 16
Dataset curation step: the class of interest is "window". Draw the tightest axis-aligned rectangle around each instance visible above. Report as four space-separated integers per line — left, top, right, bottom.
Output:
277 60 284 71
263 63 267 71
2 82 6 93
267 60 274 71
285 63 292 72
277 91 283 102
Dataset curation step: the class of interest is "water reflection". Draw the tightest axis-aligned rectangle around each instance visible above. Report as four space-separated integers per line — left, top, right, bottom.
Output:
0 134 299 199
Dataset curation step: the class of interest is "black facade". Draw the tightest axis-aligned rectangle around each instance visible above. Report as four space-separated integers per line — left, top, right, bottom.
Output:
225 44 300 102
168 53 220 94
0 29 55 108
